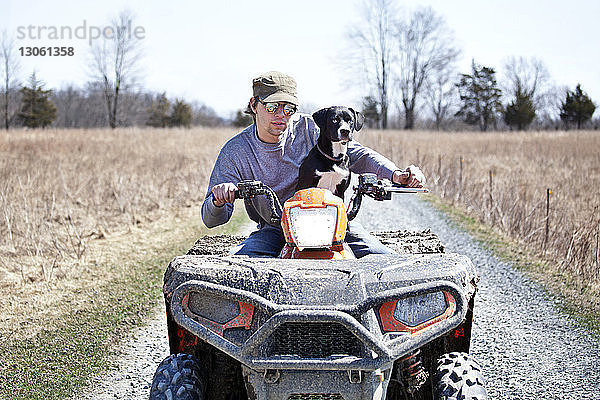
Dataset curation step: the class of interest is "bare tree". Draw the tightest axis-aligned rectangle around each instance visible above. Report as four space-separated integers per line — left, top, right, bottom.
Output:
502 56 551 117
52 85 81 128
192 101 224 127
426 64 459 130
89 10 143 129
394 7 460 129
1 30 21 130
346 0 397 129
543 85 568 127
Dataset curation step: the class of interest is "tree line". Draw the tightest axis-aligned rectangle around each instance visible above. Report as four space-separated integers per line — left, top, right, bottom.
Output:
346 0 597 131
1 6 598 131
1 12 227 131
2 72 225 129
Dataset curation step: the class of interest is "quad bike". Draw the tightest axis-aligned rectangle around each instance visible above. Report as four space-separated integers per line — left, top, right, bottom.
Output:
149 174 487 400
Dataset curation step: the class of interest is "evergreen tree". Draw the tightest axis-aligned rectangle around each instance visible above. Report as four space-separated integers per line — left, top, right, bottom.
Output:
18 72 56 128
455 60 503 131
169 98 193 128
504 87 536 130
232 110 253 127
146 92 171 127
560 84 596 129
361 96 381 129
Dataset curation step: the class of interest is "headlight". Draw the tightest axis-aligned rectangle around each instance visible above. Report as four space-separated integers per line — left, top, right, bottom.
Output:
378 291 455 334
188 292 241 324
184 292 254 336
281 188 347 249
393 292 447 327
288 205 337 248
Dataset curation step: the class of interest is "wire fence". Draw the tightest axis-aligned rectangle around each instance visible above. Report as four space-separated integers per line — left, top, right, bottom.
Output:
365 129 600 286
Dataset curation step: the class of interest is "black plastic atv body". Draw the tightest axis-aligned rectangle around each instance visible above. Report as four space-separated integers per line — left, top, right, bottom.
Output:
155 233 481 400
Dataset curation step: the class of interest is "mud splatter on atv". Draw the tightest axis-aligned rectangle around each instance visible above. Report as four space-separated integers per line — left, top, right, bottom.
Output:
151 230 485 400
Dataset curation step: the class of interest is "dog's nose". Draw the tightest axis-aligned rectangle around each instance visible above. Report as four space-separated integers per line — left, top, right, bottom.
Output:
340 128 350 136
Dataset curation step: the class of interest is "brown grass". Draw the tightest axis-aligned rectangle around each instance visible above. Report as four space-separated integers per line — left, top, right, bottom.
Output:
361 129 600 309
0 127 237 287
0 127 246 343
0 126 254 400
2 127 598 325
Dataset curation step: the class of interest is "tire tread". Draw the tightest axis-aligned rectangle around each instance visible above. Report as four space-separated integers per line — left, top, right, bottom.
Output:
433 352 488 400
149 353 205 400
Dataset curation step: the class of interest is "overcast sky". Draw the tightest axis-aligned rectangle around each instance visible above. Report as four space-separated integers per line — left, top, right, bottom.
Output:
2 0 599 117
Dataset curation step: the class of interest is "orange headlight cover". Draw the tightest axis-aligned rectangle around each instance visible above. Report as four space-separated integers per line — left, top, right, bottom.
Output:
281 188 347 246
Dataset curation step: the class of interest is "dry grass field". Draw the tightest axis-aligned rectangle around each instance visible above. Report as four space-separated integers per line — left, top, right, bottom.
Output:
1 127 599 326
0 127 240 345
0 127 232 285
361 129 600 312
0 126 253 399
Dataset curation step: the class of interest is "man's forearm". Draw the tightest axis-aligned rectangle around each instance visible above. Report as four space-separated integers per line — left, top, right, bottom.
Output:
348 142 399 180
201 193 233 228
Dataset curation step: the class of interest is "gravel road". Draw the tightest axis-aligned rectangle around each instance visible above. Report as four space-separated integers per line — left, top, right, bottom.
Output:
76 194 600 399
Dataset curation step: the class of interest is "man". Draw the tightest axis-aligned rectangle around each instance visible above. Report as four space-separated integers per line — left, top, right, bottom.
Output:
202 71 425 257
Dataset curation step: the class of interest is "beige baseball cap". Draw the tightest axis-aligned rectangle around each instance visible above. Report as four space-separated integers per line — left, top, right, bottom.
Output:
252 71 298 105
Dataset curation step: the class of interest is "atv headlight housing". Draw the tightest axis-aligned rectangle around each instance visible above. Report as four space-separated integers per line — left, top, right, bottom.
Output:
288 206 337 248
393 291 447 326
188 292 241 324
281 188 347 249
183 292 254 336
378 291 456 334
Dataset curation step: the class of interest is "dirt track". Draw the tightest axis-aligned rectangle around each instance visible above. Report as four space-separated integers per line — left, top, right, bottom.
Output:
75 194 600 399
359 194 600 399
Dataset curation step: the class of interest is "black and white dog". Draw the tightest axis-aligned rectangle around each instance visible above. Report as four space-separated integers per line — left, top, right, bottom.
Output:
297 106 364 199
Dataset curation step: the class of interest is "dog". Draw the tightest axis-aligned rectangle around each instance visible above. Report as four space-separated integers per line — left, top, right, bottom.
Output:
296 106 364 199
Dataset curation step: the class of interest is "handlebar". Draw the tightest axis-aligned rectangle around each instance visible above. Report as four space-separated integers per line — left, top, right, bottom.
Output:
234 180 268 200
234 174 428 224
346 173 428 221
234 180 282 225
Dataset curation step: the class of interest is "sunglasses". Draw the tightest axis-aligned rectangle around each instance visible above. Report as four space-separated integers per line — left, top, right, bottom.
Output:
257 99 297 116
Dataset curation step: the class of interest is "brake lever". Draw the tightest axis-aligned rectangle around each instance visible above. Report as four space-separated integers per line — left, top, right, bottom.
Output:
385 186 430 194
348 174 428 220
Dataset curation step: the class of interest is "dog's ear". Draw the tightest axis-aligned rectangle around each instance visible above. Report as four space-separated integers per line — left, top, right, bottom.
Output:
312 108 329 129
349 108 364 131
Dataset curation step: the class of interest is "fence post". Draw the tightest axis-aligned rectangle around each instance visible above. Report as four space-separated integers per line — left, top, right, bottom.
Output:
437 154 442 177
458 156 464 199
544 188 551 247
596 225 600 270
489 170 493 207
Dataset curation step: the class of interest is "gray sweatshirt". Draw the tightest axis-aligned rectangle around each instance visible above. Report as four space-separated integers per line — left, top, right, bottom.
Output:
201 113 399 229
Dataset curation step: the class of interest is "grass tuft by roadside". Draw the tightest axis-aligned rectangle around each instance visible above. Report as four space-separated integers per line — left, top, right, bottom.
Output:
0 203 250 400
424 194 600 339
